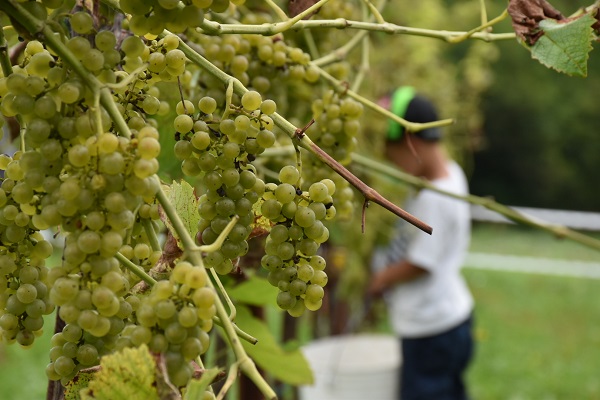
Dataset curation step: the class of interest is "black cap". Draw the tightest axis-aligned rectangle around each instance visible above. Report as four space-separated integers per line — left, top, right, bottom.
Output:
387 88 442 142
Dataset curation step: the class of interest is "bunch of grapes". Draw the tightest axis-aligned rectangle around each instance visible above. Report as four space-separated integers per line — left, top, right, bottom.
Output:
172 91 279 274
303 89 364 217
259 166 332 316
122 260 215 387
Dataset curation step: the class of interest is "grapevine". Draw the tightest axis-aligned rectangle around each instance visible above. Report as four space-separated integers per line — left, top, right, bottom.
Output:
0 0 563 399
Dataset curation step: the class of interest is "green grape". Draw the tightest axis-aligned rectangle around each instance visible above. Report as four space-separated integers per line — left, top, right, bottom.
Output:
95 30 117 51
166 49 186 69
121 36 146 58
279 166 300 185
297 263 314 282
148 52 167 73
192 287 215 308
77 230 102 254
176 100 195 115
241 91 262 111
178 306 198 328
269 225 289 244
191 131 211 150
198 96 217 114
277 242 295 260
310 255 326 270
274 183 296 204
260 99 277 115
261 199 282 220
155 299 177 320
57 82 81 104
16 283 37 304
261 254 283 271
309 182 329 203
276 291 296 310
138 137 161 159
174 114 194 133
185 267 208 289
76 344 99 366
174 140 193 160
288 298 306 317
71 11 94 34
53 355 76 376
256 129 275 148
294 206 316 228
312 269 328 286
305 298 323 311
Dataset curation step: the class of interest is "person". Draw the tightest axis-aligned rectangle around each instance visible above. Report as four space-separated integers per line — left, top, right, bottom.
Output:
369 86 475 400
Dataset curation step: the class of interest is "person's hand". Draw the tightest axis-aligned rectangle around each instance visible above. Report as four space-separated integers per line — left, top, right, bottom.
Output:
368 268 391 297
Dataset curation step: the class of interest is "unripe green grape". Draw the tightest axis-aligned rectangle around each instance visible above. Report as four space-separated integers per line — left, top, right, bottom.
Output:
261 199 282 220
192 287 215 308
260 99 277 115
241 91 262 111
57 82 80 104
82 49 104 72
288 297 306 317
256 129 275 148
53 355 76 377
198 96 217 114
312 269 328 287
121 36 146 58
305 298 323 311
279 166 300 185
174 114 194 133
16 283 38 304
277 242 295 260
295 206 316 228
76 344 99 366
276 291 296 310
176 100 195 115
186 267 208 289
71 11 94 34
274 183 296 204
166 49 186 69
178 306 199 328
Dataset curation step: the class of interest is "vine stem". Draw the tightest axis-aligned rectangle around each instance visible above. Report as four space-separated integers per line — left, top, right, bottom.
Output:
0 24 13 77
141 219 162 252
192 13 515 41
115 252 158 286
350 153 600 251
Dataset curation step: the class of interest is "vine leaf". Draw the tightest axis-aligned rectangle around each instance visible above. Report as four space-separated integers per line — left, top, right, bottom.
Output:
508 0 564 45
64 367 98 400
235 306 314 385
160 180 201 248
79 344 160 400
228 275 278 306
530 13 595 77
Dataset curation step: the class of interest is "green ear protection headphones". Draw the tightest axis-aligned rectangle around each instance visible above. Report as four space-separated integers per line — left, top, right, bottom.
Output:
387 86 415 141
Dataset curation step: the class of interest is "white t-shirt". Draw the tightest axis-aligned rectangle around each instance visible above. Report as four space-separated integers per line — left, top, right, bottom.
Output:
372 161 473 338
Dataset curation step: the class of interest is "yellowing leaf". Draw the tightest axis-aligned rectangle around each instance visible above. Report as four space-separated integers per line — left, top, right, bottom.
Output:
79 344 160 400
531 13 595 77
160 180 201 246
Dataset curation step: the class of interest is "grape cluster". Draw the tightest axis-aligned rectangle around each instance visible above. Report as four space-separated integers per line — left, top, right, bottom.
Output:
172 91 278 274
0 230 54 346
192 32 319 103
122 261 215 387
304 90 364 218
260 166 331 316
0 34 165 383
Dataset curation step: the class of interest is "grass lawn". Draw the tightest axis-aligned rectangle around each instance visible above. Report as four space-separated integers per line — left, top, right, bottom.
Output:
465 223 600 399
465 269 600 399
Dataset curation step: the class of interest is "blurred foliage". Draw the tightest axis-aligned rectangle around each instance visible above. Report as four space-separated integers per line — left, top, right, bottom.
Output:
470 0 600 211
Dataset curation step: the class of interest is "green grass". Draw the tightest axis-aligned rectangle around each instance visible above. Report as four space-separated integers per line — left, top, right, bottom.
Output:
466 223 600 399
470 222 600 261
465 269 600 399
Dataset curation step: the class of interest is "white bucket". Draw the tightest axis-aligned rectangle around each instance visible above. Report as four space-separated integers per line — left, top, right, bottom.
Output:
299 334 401 400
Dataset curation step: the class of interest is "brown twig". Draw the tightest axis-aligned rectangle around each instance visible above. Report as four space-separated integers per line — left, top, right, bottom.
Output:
361 199 368 233
303 141 433 234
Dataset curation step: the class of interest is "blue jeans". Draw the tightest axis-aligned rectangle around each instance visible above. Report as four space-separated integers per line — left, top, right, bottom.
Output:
400 315 474 400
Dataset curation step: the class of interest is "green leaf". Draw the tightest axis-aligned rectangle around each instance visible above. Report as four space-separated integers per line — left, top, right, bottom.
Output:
79 344 160 400
184 368 221 400
531 14 595 77
228 275 279 307
235 306 313 385
161 180 201 245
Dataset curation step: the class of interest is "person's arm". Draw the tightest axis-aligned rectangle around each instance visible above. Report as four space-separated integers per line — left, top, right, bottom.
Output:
368 260 428 296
